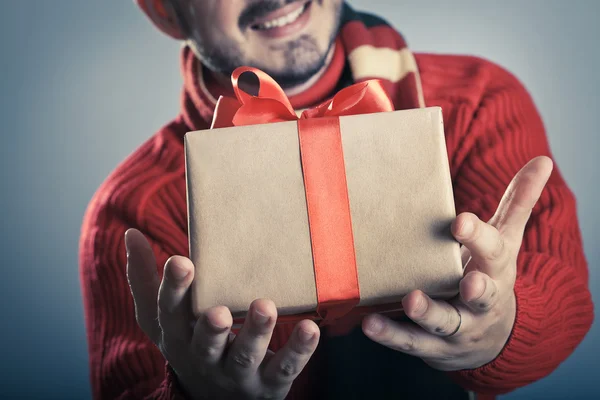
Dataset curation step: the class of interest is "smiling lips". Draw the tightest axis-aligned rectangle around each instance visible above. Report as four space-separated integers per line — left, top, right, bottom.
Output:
253 3 307 30
250 1 312 38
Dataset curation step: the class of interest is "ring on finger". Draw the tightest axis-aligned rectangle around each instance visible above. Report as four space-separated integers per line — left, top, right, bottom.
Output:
446 304 462 337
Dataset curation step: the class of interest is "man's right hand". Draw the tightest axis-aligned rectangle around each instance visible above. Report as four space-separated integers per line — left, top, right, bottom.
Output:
124 229 320 400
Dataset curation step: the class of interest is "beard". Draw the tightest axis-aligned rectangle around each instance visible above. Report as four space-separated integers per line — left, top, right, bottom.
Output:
187 2 343 89
197 35 331 88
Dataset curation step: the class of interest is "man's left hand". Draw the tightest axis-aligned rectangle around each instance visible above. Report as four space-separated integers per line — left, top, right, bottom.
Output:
362 156 553 371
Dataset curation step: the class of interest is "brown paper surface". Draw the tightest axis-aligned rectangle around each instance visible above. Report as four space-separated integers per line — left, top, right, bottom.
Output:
185 107 463 318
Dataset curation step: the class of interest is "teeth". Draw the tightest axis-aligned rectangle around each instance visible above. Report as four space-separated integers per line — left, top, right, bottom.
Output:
256 4 305 30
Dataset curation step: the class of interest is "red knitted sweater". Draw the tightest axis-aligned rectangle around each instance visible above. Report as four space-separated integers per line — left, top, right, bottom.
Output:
79 11 593 400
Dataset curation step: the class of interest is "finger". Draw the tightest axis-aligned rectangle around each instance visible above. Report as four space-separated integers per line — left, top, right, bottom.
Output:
363 314 449 358
452 212 509 279
459 270 501 313
402 290 463 337
224 299 277 379
491 156 553 240
262 320 320 388
125 229 161 344
191 305 233 365
157 255 195 342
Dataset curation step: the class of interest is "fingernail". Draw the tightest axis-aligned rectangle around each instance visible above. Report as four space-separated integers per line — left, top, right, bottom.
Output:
253 308 270 325
461 219 473 237
366 315 384 335
414 295 427 316
207 318 230 333
169 262 190 280
298 328 315 342
475 276 488 300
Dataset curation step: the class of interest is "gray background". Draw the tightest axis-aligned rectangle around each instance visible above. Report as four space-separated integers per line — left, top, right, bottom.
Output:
0 0 597 398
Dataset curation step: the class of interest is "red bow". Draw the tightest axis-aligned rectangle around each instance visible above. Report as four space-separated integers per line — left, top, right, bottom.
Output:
211 66 394 128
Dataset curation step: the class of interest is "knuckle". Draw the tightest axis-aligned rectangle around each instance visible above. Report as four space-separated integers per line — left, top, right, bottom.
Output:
434 326 448 335
484 235 506 262
430 352 456 363
231 349 257 369
464 327 486 346
196 344 221 360
434 311 456 336
475 299 494 312
469 332 484 345
276 359 298 378
396 332 418 353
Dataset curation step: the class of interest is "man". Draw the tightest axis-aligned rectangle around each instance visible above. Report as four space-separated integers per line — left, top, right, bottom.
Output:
79 0 593 399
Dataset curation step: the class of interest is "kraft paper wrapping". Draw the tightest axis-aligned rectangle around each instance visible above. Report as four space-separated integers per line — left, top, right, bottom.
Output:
185 107 463 319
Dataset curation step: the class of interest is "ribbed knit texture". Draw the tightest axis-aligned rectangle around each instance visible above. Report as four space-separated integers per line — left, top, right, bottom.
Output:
79 4 593 399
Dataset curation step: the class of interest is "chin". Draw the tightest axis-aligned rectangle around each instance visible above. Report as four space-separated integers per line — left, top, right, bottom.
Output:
247 27 333 84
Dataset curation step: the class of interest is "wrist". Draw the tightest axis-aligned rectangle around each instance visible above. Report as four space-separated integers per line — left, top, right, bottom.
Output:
166 364 197 400
490 291 517 363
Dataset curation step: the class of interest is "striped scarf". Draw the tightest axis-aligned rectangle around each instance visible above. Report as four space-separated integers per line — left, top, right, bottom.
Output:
179 2 425 134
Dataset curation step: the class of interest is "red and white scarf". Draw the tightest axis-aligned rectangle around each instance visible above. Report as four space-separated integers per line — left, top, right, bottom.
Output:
179 2 425 135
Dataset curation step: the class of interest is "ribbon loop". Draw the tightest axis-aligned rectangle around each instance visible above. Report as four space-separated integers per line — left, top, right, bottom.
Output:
326 79 393 116
212 67 394 128
231 67 296 119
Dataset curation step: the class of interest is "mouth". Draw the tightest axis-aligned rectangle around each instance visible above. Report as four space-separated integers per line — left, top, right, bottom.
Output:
249 1 312 38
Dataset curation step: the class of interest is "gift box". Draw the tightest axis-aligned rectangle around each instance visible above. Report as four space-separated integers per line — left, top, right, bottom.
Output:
185 67 463 323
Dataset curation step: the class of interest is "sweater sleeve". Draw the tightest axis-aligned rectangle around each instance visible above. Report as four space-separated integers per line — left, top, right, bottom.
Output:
79 159 191 399
445 64 594 394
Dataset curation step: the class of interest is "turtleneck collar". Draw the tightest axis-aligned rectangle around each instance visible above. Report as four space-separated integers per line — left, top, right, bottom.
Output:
179 37 347 133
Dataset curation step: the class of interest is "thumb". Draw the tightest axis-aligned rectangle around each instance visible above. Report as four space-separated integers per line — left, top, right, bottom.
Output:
125 228 162 343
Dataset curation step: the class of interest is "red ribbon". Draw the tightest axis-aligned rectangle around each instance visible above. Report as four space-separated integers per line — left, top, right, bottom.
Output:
212 67 394 322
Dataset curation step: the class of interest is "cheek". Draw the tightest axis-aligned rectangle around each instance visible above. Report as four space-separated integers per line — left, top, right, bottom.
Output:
187 0 245 44
312 0 342 43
